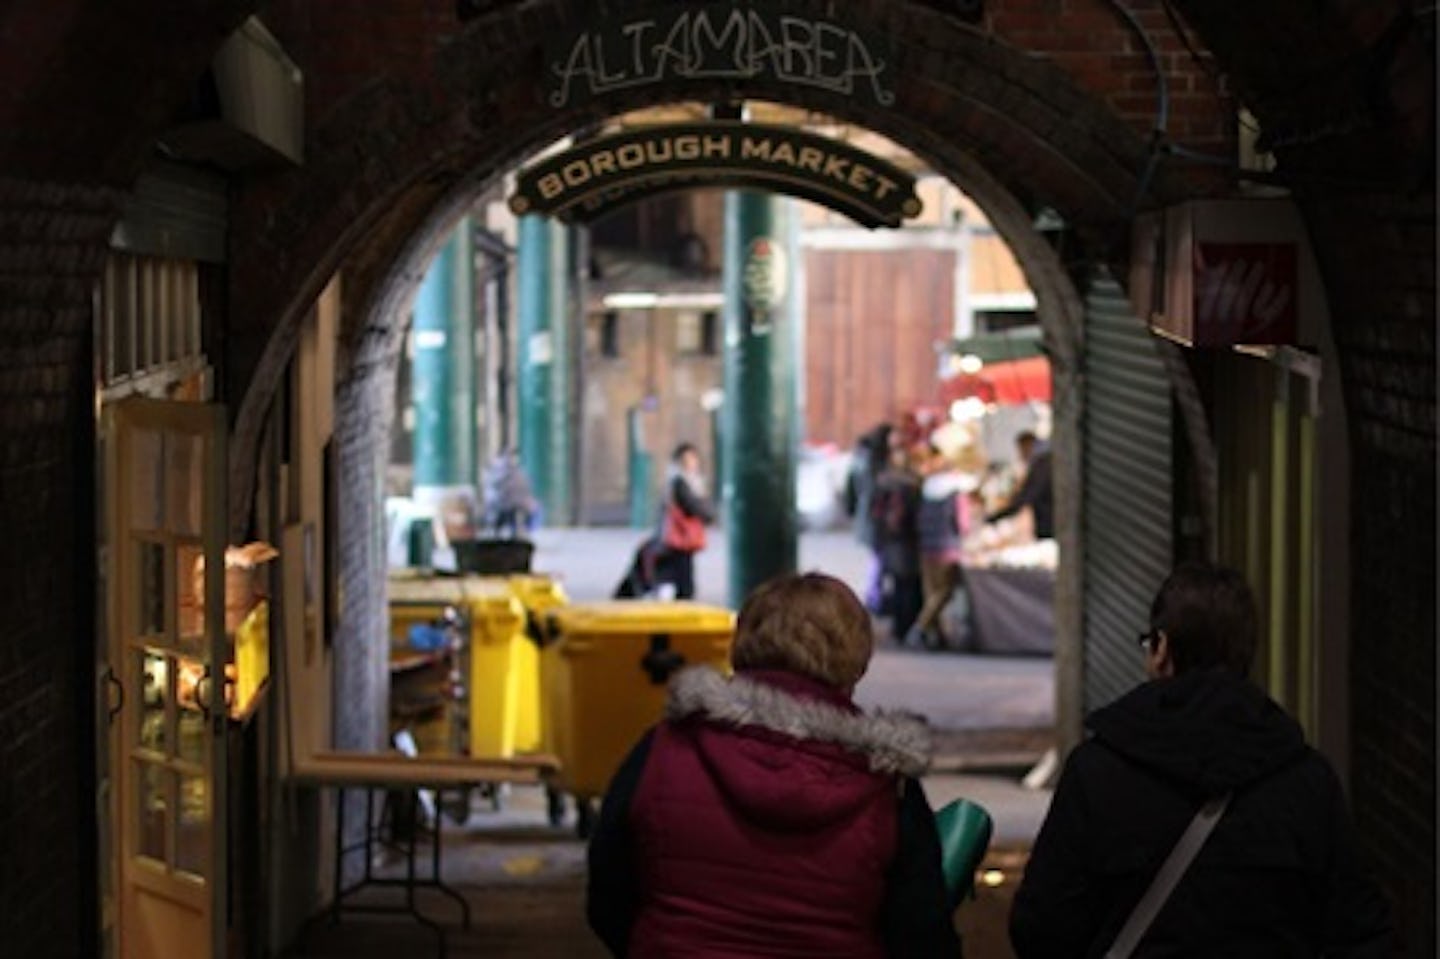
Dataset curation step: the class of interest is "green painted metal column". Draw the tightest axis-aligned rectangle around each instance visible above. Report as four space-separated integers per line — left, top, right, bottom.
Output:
516 215 571 524
412 219 475 499
722 190 800 607
627 406 653 529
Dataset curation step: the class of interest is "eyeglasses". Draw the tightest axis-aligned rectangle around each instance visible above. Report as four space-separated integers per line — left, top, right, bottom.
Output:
1137 628 1160 652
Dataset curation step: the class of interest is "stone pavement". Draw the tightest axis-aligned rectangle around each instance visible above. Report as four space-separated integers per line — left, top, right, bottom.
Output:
292 528 1054 957
291 783 1037 959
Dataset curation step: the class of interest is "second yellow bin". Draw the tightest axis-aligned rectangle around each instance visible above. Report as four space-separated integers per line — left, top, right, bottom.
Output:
458 578 531 758
542 601 734 804
503 574 569 753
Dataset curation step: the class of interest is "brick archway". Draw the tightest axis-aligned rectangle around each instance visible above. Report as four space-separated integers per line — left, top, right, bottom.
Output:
228 1 1228 509
227 4 1238 759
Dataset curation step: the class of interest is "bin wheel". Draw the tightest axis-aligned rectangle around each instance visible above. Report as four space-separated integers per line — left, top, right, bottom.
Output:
575 798 598 840
545 787 566 828
443 787 472 826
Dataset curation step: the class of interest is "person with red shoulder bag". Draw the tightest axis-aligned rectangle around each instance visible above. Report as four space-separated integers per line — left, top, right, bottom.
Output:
654 442 714 600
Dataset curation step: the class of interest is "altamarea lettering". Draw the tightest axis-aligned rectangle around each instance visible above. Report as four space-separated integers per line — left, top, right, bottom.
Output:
547 6 894 107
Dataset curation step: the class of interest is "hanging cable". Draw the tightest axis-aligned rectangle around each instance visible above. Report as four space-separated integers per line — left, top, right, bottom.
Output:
1101 0 1169 215
1156 0 1263 135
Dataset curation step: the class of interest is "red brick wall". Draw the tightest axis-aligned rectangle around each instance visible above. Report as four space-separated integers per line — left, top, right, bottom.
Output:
0 178 120 958
0 5 248 950
1174 2 1436 949
1306 191 1436 954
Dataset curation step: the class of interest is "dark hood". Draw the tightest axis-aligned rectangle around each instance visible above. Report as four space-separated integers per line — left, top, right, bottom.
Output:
1087 668 1307 795
665 667 931 831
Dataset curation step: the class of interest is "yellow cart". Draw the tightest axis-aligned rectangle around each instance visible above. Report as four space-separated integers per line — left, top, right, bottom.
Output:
541 600 734 836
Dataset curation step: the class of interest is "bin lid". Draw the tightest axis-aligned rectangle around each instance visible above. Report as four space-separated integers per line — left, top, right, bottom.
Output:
458 576 525 619
387 575 466 604
507 574 568 606
548 601 735 635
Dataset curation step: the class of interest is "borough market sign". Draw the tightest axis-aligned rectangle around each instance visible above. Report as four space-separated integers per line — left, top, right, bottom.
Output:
545 3 896 108
509 122 922 229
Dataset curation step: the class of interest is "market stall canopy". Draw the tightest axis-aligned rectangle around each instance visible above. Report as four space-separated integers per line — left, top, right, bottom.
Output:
941 355 1051 405
948 326 1044 364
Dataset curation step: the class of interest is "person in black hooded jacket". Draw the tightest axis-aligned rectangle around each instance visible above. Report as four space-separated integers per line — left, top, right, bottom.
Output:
1011 563 1391 958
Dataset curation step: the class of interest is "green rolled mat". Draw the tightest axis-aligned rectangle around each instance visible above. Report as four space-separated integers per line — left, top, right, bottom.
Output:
934 798 993 907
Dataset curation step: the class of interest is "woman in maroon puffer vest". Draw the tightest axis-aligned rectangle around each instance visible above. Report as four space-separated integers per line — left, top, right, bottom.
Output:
587 572 962 958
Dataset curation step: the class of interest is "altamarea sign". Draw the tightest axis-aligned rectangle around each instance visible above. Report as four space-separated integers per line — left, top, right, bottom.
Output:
509 122 922 229
545 3 896 108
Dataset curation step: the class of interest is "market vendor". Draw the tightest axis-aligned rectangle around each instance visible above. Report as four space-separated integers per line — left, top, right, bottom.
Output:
985 430 1053 541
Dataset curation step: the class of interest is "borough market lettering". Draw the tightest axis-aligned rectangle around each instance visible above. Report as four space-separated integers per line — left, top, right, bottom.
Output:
546 4 895 107
509 123 922 230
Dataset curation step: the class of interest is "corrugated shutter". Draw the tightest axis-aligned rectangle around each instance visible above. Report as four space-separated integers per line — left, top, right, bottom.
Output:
110 160 227 263
1083 268 1172 710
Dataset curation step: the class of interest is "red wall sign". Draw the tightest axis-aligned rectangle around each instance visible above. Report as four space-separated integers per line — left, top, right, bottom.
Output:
1192 242 1298 345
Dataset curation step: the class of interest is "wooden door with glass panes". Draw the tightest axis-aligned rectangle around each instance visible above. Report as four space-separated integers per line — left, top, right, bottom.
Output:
104 397 227 959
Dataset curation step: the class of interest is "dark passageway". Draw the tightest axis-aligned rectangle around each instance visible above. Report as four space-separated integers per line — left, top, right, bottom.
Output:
0 2 1431 958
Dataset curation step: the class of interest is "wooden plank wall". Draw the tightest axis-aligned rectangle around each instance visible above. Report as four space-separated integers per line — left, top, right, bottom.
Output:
804 248 956 447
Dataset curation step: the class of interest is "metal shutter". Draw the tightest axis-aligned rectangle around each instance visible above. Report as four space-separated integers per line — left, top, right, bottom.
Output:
1082 268 1172 710
110 160 228 263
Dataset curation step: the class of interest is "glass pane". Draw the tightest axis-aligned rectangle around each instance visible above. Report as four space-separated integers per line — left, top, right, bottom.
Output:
136 541 166 638
128 428 164 531
165 432 203 536
176 659 206 767
176 772 208 879
137 651 168 756
135 761 170 864
175 658 207 716
176 542 204 644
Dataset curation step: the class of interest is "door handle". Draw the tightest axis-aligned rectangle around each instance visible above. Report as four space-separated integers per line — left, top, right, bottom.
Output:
102 666 124 724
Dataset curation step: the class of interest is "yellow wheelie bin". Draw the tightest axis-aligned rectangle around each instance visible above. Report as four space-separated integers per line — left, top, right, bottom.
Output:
457 577 531 759
503 575 569 753
542 600 734 836
388 574 538 763
387 573 466 647
386 574 468 756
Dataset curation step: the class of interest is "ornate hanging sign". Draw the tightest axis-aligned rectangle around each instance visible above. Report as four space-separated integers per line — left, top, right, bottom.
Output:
509 122 922 229
544 3 896 108
742 235 788 335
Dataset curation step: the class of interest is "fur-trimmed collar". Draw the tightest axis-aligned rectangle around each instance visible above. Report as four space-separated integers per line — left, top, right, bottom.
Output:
666 666 932 777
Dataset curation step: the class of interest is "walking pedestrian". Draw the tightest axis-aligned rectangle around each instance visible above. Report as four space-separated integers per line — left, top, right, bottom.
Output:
587 572 961 958
871 443 924 643
1010 562 1391 957
845 422 893 613
653 442 714 600
908 446 973 650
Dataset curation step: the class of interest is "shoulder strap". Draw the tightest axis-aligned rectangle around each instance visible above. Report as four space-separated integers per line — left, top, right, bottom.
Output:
1103 793 1232 959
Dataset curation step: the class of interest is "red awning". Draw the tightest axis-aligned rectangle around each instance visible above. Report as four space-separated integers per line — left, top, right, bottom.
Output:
940 355 1051 406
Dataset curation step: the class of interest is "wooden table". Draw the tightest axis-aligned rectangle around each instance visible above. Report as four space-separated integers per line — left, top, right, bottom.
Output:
290 751 559 958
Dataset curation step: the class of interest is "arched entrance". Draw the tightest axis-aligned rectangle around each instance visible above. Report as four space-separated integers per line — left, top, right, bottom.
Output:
226 3 1223 766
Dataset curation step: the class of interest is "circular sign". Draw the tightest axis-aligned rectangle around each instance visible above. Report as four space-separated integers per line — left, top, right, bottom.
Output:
742 236 789 317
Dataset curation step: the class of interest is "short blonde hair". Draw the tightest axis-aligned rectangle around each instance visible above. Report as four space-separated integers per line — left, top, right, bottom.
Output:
731 573 873 689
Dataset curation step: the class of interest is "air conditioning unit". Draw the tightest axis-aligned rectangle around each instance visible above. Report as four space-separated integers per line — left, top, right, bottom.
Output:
159 17 303 171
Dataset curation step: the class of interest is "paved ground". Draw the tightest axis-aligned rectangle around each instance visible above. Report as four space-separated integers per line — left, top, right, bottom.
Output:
294 528 1053 957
